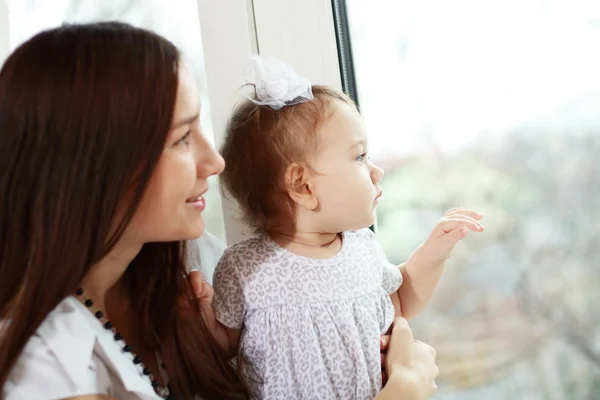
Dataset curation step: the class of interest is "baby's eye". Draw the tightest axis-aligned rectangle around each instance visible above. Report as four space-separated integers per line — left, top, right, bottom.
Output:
356 153 367 163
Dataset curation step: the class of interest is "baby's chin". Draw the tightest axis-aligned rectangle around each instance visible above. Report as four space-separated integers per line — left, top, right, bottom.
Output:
338 215 376 232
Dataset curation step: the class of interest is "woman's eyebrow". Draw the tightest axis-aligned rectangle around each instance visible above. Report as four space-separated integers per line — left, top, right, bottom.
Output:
171 113 200 129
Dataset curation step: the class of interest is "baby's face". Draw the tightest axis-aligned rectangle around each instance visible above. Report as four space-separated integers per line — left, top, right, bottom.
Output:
309 99 384 232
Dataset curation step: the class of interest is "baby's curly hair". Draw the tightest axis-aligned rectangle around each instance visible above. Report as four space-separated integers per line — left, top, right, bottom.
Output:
220 86 356 233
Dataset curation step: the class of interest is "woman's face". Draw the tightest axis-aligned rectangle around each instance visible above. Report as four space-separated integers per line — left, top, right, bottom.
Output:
127 65 224 243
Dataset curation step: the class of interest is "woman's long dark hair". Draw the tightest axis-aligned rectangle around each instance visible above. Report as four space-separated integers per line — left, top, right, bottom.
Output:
0 22 247 399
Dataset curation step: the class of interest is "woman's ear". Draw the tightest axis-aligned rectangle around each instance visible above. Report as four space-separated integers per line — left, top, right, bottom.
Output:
284 162 318 210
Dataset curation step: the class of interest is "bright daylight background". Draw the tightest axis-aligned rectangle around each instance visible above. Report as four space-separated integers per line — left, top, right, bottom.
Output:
346 0 600 399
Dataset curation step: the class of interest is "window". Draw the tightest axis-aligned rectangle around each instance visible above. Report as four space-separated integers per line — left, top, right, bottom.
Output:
5 0 226 240
339 0 600 398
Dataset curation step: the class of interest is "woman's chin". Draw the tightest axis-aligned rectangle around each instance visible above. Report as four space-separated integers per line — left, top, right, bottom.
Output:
189 223 206 240
179 219 205 241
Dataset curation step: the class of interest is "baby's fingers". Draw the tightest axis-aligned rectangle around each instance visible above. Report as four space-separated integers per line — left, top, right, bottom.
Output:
439 217 483 234
439 226 470 248
445 207 483 221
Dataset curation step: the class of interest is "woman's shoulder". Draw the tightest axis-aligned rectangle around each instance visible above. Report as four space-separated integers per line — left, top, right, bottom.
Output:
3 297 161 400
2 297 111 399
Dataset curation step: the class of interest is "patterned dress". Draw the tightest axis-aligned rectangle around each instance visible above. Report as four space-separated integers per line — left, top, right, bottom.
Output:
212 228 403 400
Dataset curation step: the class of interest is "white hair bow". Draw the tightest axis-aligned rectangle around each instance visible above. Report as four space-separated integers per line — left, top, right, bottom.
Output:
244 55 314 110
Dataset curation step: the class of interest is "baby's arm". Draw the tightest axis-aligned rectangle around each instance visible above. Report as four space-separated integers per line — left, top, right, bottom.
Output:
188 270 240 354
389 259 430 320
202 312 241 357
201 297 242 356
390 286 403 318
396 249 445 320
396 208 483 319
380 242 433 320
390 260 441 321
210 248 248 357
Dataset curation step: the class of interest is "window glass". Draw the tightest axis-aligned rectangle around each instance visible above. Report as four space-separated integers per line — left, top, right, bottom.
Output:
343 0 600 398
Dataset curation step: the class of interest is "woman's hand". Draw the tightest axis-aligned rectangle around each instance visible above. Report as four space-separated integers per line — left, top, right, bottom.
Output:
381 334 391 384
187 270 230 351
377 318 439 400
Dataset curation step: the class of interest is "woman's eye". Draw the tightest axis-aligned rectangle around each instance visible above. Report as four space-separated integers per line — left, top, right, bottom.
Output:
175 131 191 146
356 153 366 162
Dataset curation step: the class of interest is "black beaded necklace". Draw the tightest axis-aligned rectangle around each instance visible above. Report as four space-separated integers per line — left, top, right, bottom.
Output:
75 288 170 399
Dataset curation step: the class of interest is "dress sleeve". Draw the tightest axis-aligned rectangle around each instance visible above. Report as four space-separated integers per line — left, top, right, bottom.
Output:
212 248 247 330
367 229 403 294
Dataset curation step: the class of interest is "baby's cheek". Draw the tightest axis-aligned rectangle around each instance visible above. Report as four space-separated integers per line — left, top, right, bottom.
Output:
316 178 337 199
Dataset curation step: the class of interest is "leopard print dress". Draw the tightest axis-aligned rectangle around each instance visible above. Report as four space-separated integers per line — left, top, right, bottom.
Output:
212 228 403 400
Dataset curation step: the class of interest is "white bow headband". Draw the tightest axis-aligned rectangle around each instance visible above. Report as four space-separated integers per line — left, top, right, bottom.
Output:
243 55 314 110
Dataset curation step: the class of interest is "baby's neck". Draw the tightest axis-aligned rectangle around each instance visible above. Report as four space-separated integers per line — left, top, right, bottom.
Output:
269 230 343 259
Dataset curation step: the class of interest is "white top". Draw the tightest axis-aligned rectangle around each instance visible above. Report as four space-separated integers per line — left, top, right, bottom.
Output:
3 233 227 400
212 228 403 400
188 231 226 285
2 296 163 400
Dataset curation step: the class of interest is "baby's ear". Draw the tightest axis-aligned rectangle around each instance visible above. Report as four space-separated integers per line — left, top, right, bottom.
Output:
284 162 318 210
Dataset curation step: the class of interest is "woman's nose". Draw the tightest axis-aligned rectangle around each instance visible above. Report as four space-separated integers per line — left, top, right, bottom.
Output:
197 136 225 178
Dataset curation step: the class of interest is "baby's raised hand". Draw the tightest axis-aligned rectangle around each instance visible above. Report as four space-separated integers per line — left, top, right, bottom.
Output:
421 207 483 262
398 208 483 319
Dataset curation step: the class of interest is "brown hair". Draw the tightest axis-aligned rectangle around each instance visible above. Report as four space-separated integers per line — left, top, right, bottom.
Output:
0 22 247 399
220 86 355 233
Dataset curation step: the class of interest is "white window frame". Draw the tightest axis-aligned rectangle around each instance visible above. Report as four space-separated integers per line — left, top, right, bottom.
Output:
197 0 342 245
0 1 10 64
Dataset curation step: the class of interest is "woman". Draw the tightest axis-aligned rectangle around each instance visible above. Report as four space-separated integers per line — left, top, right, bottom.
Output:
0 22 438 399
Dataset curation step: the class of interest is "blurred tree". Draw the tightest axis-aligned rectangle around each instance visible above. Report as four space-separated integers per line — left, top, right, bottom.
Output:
375 130 600 399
